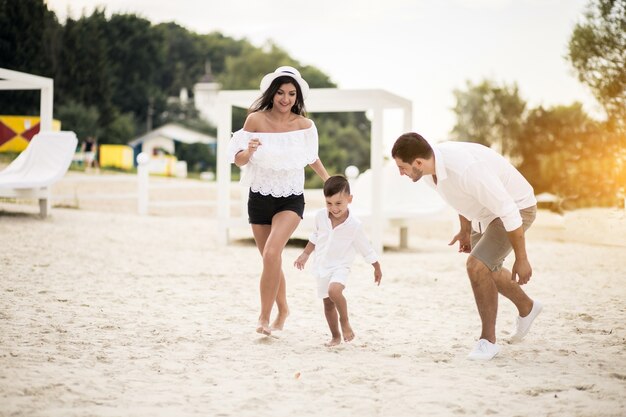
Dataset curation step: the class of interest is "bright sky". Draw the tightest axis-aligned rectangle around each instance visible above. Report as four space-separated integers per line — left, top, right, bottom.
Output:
47 0 601 143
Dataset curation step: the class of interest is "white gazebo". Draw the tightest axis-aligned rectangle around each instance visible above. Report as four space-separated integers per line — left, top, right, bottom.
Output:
0 68 54 131
216 88 412 254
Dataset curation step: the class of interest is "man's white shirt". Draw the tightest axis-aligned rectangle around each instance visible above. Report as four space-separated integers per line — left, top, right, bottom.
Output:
423 142 537 232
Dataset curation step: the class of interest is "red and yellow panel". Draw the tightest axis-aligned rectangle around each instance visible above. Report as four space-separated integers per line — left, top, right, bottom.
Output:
0 115 61 152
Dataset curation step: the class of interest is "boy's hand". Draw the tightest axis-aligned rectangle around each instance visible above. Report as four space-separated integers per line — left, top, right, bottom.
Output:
294 253 309 270
372 262 382 286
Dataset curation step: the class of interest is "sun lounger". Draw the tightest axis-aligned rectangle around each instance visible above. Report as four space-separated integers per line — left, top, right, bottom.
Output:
0 131 78 217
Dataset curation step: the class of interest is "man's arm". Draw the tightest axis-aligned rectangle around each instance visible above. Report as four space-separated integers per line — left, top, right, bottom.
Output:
449 215 472 253
508 226 532 285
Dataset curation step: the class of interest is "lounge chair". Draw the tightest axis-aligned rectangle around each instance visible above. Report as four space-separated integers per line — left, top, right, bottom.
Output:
0 131 78 217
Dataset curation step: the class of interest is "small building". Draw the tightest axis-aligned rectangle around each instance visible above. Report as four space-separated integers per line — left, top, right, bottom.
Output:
129 123 216 159
193 61 221 127
128 123 216 176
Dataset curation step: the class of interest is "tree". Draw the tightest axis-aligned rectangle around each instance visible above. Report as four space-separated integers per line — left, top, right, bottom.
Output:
55 100 100 142
451 79 526 157
104 112 136 145
0 0 61 114
105 13 166 130
518 103 624 208
56 11 115 127
568 0 626 130
154 23 206 97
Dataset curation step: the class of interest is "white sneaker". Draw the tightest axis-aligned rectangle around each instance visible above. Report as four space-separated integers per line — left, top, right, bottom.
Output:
467 339 500 360
511 300 543 343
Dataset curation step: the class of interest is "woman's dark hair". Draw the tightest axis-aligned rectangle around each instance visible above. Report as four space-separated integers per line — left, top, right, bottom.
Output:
391 132 433 163
249 76 307 116
323 175 351 197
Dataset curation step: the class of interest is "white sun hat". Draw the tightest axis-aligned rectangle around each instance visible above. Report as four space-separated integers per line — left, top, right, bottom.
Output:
259 66 310 98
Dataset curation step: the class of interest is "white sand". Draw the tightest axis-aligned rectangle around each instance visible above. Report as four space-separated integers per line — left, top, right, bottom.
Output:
1 176 625 416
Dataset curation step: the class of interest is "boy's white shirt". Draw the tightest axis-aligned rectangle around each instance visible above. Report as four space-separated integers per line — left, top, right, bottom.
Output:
309 208 378 278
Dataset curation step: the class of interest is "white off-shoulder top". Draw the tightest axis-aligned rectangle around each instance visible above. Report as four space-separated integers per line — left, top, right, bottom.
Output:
227 121 319 197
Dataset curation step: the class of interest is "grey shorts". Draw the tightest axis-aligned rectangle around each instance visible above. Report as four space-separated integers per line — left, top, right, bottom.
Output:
470 206 537 272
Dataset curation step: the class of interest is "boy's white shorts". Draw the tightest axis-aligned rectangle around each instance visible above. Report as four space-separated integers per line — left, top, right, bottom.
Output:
316 268 350 299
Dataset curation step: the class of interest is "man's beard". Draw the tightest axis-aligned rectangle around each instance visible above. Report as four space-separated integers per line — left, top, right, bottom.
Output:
411 167 423 182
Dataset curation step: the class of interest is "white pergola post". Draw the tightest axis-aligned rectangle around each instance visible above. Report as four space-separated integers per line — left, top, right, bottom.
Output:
370 105 384 254
40 83 54 131
216 97 233 245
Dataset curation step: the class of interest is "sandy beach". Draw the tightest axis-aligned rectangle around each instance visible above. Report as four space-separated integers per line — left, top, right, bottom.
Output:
1 172 625 417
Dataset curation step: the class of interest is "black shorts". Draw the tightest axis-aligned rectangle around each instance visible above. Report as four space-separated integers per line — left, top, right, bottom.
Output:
247 190 305 225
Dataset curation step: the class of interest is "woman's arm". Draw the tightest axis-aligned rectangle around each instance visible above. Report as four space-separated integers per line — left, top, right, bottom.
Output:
234 144 258 167
234 113 261 167
309 159 330 182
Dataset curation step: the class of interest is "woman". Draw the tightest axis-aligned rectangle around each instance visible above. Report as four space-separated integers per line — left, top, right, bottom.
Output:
228 66 330 336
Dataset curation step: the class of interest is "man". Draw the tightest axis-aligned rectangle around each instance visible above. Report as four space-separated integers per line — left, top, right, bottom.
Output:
392 132 542 360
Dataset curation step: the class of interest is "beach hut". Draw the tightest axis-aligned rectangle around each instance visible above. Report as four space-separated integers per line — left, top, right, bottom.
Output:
128 123 216 176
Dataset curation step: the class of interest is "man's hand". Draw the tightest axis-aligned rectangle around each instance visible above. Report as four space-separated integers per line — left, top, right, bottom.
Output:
512 257 532 285
373 263 382 286
448 230 471 253
293 253 309 270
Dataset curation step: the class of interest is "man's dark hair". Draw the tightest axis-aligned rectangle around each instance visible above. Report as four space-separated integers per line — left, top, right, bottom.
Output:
323 175 351 197
391 132 434 163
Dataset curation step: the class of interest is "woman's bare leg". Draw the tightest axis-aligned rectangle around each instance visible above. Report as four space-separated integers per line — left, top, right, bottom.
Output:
251 211 300 334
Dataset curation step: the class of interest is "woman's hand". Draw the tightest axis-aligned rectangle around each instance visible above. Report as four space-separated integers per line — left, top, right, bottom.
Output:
248 138 261 153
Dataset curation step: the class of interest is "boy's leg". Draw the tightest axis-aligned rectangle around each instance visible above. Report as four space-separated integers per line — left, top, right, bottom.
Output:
328 283 354 342
323 297 342 346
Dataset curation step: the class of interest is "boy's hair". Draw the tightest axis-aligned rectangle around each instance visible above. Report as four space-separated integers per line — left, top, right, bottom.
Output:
391 132 433 163
323 175 351 197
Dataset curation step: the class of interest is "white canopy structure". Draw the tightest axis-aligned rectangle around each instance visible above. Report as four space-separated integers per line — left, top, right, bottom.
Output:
216 88 412 254
0 68 54 131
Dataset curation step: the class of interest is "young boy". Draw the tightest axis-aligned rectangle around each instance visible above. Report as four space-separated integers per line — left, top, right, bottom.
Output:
294 175 382 346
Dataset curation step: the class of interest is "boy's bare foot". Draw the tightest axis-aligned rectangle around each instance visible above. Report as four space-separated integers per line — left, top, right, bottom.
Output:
270 310 290 331
341 321 355 342
325 337 342 347
256 320 271 336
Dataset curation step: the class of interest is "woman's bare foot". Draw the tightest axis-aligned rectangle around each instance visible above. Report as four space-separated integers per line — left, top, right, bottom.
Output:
341 321 355 342
324 336 342 347
256 320 271 336
270 309 290 331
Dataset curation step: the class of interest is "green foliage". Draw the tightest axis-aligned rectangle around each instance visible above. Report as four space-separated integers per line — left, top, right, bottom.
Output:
103 112 136 145
568 0 626 130
105 13 167 127
220 42 295 90
452 78 625 208
0 0 60 114
174 142 215 173
154 23 206 97
1 0 371 185
451 79 526 156
315 113 371 174
55 100 100 141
